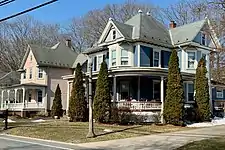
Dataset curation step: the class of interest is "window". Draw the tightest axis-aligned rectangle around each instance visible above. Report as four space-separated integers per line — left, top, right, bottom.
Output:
30 54 32 61
187 83 194 101
97 55 103 71
112 30 116 39
112 50 116 66
216 90 223 98
120 81 129 100
37 90 43 103
201 32 206 45
92 56 97 71
23 69 26 79
187 52 196 69
121 49 128 65
28 91 32 102
153 51 160 67
202 53 206 61
140 46 151 67
38 68 43 79
29 68 32 79
153 81 160 99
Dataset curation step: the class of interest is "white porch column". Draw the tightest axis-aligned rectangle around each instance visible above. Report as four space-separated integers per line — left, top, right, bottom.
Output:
7 90 10 108
22 88 25 108
42 87 46 112
14 89 17 104
137 44 140 67
113 76 117 103
1 90 4 109
66 81 71 115
160 76 164 124
137 76 140 101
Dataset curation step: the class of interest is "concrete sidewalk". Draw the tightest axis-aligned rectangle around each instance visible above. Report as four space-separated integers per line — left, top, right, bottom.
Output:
2 125 225 150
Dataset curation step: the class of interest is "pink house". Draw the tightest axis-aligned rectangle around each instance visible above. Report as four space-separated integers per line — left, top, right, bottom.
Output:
0 40 84 117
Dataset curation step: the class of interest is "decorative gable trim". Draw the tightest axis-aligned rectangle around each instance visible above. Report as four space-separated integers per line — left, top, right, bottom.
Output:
98 19 125 44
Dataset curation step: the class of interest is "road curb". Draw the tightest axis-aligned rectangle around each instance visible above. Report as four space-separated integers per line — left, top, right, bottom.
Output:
0 133 79 146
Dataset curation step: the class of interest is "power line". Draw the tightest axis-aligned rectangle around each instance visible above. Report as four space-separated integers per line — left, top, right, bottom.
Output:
0 0 11 4
0 0 15 7
0 0 58 22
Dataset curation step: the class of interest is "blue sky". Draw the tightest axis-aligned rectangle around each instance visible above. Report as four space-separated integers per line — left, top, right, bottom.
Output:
0 0 179 25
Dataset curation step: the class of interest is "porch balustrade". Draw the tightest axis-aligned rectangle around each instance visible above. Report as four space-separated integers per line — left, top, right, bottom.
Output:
3 102 44 110
116 101 161 111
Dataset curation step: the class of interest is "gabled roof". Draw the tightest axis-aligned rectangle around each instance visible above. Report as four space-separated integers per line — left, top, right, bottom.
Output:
84 12 214 54
113 20 133 40
169 19 206 45
20 42 79 69
72 53 87 68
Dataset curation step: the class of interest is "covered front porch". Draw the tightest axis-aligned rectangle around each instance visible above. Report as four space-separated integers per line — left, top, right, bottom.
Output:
1 83 46 113
111 76 165 111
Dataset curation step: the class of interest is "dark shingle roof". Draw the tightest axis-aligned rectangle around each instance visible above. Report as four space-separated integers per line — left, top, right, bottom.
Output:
170 19 206 45
20 42 78 69
0 71 20 87
125 13 173 47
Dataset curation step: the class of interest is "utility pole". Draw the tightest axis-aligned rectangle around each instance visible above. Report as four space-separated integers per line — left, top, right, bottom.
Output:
86 58 95 138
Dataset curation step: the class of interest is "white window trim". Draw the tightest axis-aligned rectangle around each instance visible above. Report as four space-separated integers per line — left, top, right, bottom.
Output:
120 49 129 66
201 31 207 46
112 29 116 40
153 80 160 99
186 50 197 70
97 54 103 71
23 69 26 79
216 90 223 99
38 68 44 79
111 49 116 67
185 82 195 102
153 50 161 67
202 53 207 61
29 68 32 79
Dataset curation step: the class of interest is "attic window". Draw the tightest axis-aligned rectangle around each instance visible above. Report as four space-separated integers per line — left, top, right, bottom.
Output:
30 55 32 61
201 32 206 46
112 30 116 40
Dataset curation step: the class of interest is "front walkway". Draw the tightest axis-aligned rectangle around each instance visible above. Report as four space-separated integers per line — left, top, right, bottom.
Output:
1 125 225 150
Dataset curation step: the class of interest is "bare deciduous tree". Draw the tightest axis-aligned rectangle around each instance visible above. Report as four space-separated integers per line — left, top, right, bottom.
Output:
0 16 62 72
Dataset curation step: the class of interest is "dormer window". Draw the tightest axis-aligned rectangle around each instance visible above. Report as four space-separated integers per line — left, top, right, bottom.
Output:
201 32 206 46
112 30 116 40
30 54 32 61
29 68 32 79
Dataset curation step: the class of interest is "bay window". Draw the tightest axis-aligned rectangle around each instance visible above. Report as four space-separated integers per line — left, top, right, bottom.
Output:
121 49 128 65
187 52 196 69
112 50 116 66
38 68 43 79
97 55 103 71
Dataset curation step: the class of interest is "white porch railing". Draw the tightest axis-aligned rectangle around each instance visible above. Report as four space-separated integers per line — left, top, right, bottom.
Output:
2 102 44 110
116 101 162 111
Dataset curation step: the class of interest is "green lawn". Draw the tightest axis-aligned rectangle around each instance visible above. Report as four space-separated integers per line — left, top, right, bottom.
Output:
1 119 188 143
177 137 225 150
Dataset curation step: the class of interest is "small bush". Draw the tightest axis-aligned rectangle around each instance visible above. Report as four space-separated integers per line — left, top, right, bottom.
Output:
152 112 161 123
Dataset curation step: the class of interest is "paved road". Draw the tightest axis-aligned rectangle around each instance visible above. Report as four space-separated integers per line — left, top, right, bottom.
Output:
1 125 225 150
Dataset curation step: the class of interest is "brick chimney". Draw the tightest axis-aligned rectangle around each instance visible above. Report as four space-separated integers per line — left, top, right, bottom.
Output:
169 21 177 28
65 39 72 48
